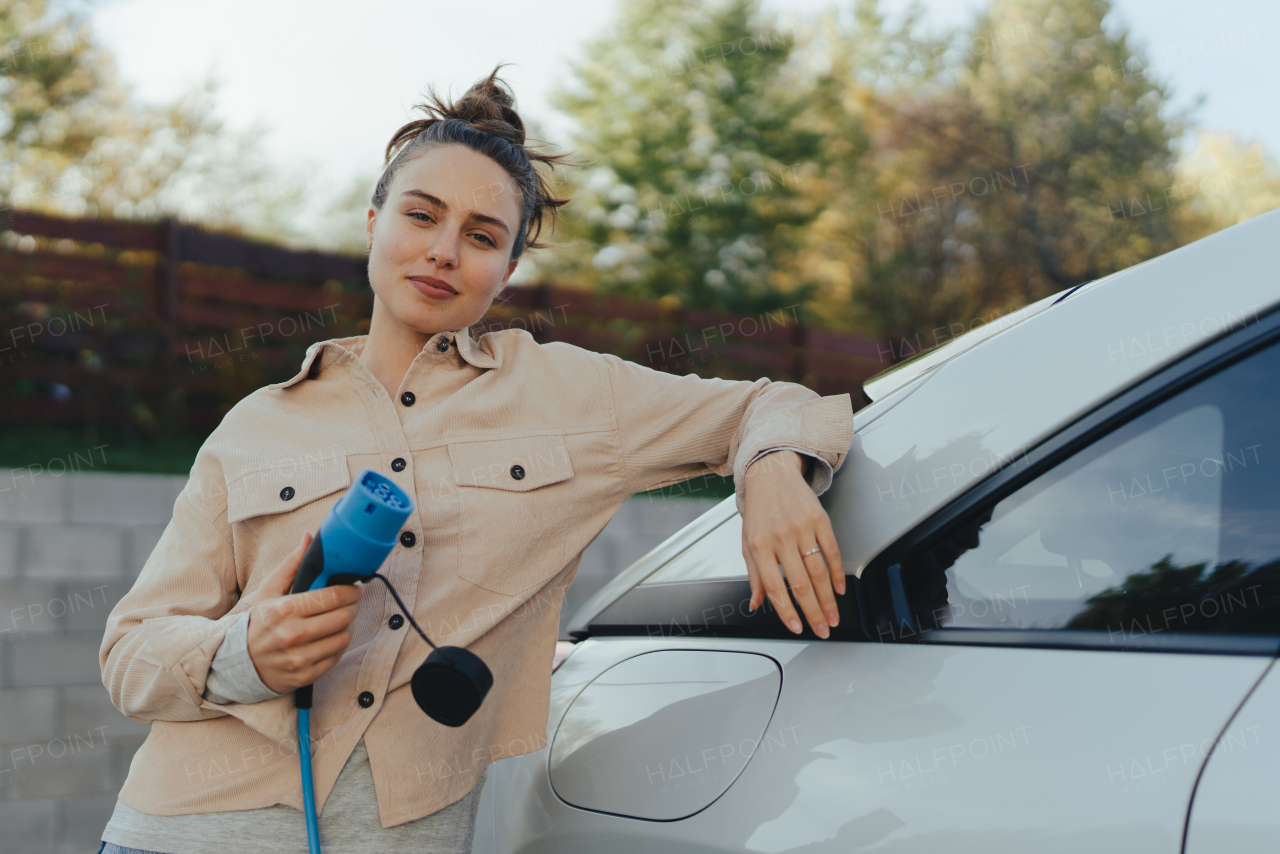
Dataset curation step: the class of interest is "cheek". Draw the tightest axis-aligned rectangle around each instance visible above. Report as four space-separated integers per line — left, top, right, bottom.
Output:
368 227 414 292
465 251 513 294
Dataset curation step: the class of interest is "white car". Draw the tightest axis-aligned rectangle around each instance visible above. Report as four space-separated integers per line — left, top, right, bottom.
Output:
473 209 1280 853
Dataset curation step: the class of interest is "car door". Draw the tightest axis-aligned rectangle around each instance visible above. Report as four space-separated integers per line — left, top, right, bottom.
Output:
1182 657 1279 852
474 314 1280 854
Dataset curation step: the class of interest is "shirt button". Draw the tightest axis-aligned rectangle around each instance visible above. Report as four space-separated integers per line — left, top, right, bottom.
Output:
358 691 375 708
400 391 415 407
388 614 404 630
510 464 525 480
437 338 450 352
391 457 406 472
400 531 416 548
279 487 295 501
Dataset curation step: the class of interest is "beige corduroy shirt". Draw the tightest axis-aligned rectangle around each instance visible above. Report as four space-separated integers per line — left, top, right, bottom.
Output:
99 324 854 828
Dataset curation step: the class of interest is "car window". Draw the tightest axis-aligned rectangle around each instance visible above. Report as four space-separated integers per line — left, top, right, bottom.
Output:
896 339 1280 639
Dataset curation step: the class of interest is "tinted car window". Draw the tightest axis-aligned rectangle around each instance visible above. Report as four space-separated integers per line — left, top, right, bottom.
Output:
894 339 1280 640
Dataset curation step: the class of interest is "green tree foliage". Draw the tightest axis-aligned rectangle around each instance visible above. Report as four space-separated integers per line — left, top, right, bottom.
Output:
778 0 952 334
549 0 836 316
1174 129 1280 238
0 0 300 238
854 0 1191 350
551 0 1275 355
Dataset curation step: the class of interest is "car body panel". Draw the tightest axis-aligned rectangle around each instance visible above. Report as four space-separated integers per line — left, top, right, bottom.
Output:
861 286 1080 403
548 649 782 820
1184 660 1279 852
473 636 1272 854
567 498 738 635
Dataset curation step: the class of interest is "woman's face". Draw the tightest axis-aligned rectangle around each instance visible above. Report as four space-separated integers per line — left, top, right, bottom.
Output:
366 144 522 335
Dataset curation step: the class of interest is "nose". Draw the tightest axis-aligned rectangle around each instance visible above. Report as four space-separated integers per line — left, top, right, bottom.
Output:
426 227 460 269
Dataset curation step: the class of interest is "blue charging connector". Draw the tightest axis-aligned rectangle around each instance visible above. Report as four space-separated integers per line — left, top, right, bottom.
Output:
291 470 412 854
287 469 493 854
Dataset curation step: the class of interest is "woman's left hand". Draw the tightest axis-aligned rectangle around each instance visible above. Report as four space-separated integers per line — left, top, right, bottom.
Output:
741 450 845 638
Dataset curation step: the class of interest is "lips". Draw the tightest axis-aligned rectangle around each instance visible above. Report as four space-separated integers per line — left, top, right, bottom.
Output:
408 275 458 298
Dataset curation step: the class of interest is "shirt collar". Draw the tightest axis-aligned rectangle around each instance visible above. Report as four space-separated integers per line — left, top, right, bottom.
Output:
268 325 500 391
452 325 501 370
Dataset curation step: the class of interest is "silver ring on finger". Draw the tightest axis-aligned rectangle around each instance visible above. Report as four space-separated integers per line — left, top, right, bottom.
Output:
802 546 822 557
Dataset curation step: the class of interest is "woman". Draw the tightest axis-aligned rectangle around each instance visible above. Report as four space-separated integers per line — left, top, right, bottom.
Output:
98 68 853 854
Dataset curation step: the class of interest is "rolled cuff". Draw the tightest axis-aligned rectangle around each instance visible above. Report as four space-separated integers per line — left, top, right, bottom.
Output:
733 393 854 516
746 446 835 498
203 610 287 706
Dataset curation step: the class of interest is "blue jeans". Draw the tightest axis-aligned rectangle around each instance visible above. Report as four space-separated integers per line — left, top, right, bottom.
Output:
98 844 166 854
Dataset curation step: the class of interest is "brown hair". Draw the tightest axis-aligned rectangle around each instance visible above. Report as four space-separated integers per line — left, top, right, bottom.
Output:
371 66 572 259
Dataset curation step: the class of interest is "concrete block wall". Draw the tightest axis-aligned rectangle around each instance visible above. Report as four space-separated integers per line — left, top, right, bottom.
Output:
0 470 717 854
0 471 183 854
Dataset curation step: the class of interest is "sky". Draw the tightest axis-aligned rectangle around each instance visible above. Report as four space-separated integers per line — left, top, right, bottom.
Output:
89 0 1280 226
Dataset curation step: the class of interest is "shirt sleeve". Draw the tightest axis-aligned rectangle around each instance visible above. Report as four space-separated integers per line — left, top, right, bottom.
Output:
746 446 835 498
100 444 246 724
597 352 854 516
203 610 288 706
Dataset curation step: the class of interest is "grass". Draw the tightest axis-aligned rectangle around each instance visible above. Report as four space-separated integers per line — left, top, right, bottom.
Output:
0 427 205 476
0 427 740 499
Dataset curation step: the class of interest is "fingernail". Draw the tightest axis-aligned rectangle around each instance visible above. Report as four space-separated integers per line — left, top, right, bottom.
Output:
836 581 846 595
828 611 839 627
788 618 802 633
817 624 830 639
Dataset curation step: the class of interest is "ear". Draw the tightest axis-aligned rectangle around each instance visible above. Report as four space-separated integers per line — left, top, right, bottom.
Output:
365 208 376 252
500 256 519 288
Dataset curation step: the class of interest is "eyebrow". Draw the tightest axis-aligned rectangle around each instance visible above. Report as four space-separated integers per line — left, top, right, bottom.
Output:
400 189 511 235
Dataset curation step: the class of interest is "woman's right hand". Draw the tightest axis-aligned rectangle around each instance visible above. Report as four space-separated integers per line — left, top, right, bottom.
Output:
246 532 363 694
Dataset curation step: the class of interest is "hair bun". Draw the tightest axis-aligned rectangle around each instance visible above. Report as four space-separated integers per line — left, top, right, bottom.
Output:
448 73 526 146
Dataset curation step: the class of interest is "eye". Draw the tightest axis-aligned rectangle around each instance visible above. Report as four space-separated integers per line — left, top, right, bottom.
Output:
471 232 496 247
408 211 434 223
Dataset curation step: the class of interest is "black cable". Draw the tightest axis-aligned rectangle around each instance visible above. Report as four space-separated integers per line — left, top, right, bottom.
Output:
368 573 437 650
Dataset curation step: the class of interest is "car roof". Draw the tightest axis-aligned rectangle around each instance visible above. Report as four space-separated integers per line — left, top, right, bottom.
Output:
570 208 1280 632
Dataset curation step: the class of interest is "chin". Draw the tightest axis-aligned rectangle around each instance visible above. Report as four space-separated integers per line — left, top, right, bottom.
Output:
396 300 475 335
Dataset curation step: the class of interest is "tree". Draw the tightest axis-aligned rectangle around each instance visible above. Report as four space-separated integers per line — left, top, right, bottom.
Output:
778 0 952 336
1172 130 1280 241
0 0 302 240
548 0 835 316
848 0 1190 352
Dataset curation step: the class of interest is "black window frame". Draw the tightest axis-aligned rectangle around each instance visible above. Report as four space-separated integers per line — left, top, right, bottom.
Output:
859 303 1280 657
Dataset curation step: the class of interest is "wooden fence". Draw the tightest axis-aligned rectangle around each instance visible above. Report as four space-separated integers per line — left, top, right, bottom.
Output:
0 210 889 437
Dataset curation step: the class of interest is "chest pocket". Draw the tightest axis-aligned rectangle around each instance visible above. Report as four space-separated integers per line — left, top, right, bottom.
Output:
226 457 351 524
449 434 576 596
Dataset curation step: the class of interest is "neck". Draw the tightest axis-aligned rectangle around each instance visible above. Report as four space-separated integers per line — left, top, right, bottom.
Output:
360 297 444 398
